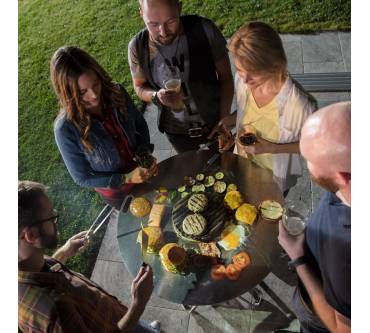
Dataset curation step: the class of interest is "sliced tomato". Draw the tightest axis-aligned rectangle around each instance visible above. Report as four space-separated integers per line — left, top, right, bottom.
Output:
210 264 226 280
232 251 251 270
225 264 242 280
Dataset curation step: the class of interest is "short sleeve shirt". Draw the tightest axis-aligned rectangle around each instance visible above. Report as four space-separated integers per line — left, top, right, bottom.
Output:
306 191 351 318
128 17 227 134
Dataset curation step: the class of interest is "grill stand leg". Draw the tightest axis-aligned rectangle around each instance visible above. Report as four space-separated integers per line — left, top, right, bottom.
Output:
237 286 263 308
181 304 198 313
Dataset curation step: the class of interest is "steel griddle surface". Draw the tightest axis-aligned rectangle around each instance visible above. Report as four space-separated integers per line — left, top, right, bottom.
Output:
117 151 284 305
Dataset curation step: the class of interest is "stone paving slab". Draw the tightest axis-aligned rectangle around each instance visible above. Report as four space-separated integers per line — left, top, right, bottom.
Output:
91 31 351 333
304 60 345 73
91 258 184 311
302 32 343 63
142 306 190 333
96 210 122 262
283 41 303 74
188 306 251 333
339 33 351 71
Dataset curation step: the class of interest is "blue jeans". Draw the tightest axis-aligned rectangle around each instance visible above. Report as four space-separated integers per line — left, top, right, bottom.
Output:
134 320 160 333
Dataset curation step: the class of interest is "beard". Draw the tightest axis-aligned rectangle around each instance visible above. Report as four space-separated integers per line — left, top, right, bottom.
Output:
310 173 339 193
39 223 59 249
156 33 177 45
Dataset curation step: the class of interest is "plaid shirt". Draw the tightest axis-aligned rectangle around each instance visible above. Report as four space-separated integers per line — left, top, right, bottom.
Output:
18 257 128 332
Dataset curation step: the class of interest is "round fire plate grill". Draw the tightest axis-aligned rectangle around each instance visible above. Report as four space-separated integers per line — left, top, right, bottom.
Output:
172 192 227 242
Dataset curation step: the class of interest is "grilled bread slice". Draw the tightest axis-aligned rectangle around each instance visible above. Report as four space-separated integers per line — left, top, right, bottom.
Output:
198 242 221 258
148 204 166 227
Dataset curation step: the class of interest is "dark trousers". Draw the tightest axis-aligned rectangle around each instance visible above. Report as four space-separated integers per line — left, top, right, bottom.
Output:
165 133 219 154
291 285 329 333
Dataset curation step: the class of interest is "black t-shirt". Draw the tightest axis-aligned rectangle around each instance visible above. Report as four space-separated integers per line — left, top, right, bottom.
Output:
306 191 351 319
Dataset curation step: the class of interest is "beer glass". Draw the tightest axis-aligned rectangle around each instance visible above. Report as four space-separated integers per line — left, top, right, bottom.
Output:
163 66 184 111
282 200 310 236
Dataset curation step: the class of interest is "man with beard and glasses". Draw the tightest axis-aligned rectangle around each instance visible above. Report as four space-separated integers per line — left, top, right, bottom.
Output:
18 181 161 333
278 102 351 333
128 0 234 153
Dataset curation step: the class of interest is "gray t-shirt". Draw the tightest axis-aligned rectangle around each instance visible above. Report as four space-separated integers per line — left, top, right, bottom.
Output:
129 17 227 134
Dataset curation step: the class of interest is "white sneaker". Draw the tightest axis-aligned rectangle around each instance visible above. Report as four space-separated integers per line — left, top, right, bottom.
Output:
149 320 161 332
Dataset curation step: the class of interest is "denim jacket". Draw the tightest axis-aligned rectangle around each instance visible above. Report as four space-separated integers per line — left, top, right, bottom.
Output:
54 87 152 189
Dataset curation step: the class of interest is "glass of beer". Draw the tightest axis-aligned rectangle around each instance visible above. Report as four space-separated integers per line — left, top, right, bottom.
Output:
238 124 257 146
282 200 310 236
163 66 184 111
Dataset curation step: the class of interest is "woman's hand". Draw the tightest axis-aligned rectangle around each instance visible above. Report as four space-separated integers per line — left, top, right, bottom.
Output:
125 159 158 184
238 135 277 155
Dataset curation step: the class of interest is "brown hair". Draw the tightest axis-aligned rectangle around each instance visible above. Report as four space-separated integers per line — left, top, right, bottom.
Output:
50 46 127 152
18 181 48 230
228 22 287 77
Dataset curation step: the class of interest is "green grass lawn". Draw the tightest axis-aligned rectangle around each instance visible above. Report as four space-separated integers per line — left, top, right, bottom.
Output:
19 0 350 275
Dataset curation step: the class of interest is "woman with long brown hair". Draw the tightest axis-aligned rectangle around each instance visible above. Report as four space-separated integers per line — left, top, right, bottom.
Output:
217 22 316 194
51 46 157 209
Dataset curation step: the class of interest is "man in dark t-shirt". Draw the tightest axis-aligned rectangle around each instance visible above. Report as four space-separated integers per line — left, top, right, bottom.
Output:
278 102 351 333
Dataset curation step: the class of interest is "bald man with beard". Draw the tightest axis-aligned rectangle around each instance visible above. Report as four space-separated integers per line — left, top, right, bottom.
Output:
128 0 234 153
278 102 351 333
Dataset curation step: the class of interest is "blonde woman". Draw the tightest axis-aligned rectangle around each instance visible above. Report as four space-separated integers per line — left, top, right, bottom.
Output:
218 22 316 193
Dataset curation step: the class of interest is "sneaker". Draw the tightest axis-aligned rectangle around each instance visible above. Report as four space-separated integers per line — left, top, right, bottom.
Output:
149 320 161 332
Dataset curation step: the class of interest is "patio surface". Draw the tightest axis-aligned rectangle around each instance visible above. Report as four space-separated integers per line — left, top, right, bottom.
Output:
91 31 351 333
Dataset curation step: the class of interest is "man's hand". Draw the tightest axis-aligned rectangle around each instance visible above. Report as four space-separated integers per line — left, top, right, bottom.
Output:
157 88 183 109
53 231 89 263
278 221 306 260
117 265 154 332
130 265 154 312
208 114 236 140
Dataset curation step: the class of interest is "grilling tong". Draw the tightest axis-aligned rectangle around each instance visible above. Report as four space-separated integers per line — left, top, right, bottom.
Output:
85 204 114 240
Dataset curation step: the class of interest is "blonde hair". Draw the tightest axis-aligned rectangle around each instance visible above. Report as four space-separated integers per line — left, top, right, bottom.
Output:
50 46 127 152
228 22 287 76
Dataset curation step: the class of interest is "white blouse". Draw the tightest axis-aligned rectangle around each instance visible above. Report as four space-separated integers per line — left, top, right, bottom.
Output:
234 73 317 191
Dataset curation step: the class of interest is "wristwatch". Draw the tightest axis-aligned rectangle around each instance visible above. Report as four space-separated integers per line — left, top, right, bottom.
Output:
151 91 162 107
288 255 310 271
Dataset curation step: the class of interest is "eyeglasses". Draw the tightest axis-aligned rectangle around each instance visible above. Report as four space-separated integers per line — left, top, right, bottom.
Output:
29 209 59 227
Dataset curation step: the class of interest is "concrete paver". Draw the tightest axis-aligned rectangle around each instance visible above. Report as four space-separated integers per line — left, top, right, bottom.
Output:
339 33 351 71
96 210 122 262
302 32 343 63
91 31 351 333
304 61 345 73
283 41 303 74
188 306 252 333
